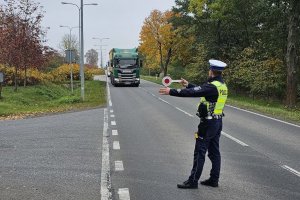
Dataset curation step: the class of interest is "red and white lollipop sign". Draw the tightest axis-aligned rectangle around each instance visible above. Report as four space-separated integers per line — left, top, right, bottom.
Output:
162 76 181 87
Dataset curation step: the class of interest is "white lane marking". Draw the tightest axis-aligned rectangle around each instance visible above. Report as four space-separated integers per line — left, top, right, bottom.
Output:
107 80 112 107
112 130 118 136
158 97 171 105
110 114 115 118
226 105 300 129
281 165 300 177
115 161 124 171
175 107 194 117
111 121 116 126
141 87 194 118
110 110 113 113
100 108 112 200
113 141 120 150
118 188 130 200
222 131 249 147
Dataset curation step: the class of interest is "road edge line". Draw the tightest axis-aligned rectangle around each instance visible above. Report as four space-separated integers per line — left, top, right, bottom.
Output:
100 77 112 200
226 105 300 128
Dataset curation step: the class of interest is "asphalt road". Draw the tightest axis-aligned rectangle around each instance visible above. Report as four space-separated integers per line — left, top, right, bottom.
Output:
108 78 300 200
0 76 299 200
0 109 104 200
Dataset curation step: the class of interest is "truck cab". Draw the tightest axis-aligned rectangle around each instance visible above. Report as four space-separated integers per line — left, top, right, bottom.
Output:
109 48 142 87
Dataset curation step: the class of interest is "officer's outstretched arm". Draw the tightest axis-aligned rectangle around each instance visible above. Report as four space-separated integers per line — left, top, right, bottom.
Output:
169 83 217 98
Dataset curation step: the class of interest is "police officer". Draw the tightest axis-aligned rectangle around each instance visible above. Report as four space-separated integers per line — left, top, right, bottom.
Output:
159 59 228 189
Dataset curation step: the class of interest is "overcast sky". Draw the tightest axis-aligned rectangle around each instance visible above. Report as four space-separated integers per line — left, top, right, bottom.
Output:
35 0 175 64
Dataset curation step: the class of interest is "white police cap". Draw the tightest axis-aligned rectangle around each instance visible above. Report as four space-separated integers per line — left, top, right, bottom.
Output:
209 59 227 71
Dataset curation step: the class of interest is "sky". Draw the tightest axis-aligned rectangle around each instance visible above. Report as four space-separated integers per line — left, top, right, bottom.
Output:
35 0 175 65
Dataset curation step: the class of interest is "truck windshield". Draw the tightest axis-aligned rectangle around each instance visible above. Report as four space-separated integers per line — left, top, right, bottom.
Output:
117 59 137 69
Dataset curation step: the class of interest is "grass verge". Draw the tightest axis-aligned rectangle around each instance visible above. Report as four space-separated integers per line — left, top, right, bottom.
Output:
0 80 106 120
141 75 300 124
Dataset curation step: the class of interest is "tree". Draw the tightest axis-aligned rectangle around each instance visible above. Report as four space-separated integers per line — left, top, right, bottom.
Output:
0 0 46 89
59 34 79 63
173 0 299 105
85 49 98 67
139 10 176 76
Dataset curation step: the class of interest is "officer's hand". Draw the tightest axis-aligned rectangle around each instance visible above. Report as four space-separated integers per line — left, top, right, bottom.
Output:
180 78 189 87
159 87 170 95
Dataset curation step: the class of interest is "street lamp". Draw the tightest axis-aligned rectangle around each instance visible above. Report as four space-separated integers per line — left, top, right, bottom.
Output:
94 44 108 68
92 37 110 68
61 1 98 101
60 25 79 94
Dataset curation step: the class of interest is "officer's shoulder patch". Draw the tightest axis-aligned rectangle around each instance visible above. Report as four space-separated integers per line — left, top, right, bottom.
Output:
194 86 201 91
177 89 181 93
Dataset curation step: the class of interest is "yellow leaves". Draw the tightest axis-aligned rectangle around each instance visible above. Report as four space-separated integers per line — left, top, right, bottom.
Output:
0 64 105 85
139 10 176 71
189 0 207 16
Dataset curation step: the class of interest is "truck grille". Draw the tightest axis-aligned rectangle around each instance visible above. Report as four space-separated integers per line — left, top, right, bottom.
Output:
118 73 136 81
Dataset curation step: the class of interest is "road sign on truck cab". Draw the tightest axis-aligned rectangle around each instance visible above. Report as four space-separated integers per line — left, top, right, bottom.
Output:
109 48 142 87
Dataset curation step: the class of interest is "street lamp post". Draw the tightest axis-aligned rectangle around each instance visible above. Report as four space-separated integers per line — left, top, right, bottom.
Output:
94 45 108 68
61 1 98 101
92 37 109 67
60 25 79 93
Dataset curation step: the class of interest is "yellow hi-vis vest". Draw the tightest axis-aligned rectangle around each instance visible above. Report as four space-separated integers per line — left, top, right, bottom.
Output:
199 81 228 116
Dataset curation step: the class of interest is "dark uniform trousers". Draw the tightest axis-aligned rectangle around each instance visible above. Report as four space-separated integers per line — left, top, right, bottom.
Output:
188 118 222 183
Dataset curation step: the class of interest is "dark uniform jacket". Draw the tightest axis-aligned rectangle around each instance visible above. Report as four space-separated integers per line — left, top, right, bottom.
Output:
169 76 225 119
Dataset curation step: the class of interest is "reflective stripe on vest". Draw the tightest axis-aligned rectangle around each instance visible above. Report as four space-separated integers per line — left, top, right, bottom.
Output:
199 81 228 115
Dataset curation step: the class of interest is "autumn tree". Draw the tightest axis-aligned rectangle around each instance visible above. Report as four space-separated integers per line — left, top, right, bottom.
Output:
0 0 46 89
85 49 98 67
139 10 178 76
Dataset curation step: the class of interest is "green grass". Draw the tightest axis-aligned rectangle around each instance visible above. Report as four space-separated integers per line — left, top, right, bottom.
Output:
142 75 300 124
0 81 106 119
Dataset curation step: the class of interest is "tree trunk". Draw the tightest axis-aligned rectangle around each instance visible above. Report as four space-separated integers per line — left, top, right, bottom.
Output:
164 48 172 77
158 42 164 76
24 66 27 87
285 1 299 107
14 66 18 92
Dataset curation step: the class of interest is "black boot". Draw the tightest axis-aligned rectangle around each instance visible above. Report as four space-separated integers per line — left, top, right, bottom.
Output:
177 180 198 189
200 179 218 187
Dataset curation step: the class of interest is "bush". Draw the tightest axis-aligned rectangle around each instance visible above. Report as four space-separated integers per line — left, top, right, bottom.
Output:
0 63 105 86
51 64 105 83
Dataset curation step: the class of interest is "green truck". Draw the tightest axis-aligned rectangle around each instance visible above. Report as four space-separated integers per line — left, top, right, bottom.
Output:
109 48 142 87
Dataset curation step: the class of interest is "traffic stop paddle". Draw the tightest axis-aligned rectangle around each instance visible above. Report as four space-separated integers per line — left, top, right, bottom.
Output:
162 76 181 87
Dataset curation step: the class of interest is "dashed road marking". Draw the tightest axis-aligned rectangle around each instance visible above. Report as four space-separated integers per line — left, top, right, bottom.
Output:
175 107 194 117
115 161 124 171
110 110 114 113
118 188 130 200
113 141 120 150
158 97 171 105
110 114 115 118
111 121 116 126
112 130 118 136
281 165 300 177
222 131 249 147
